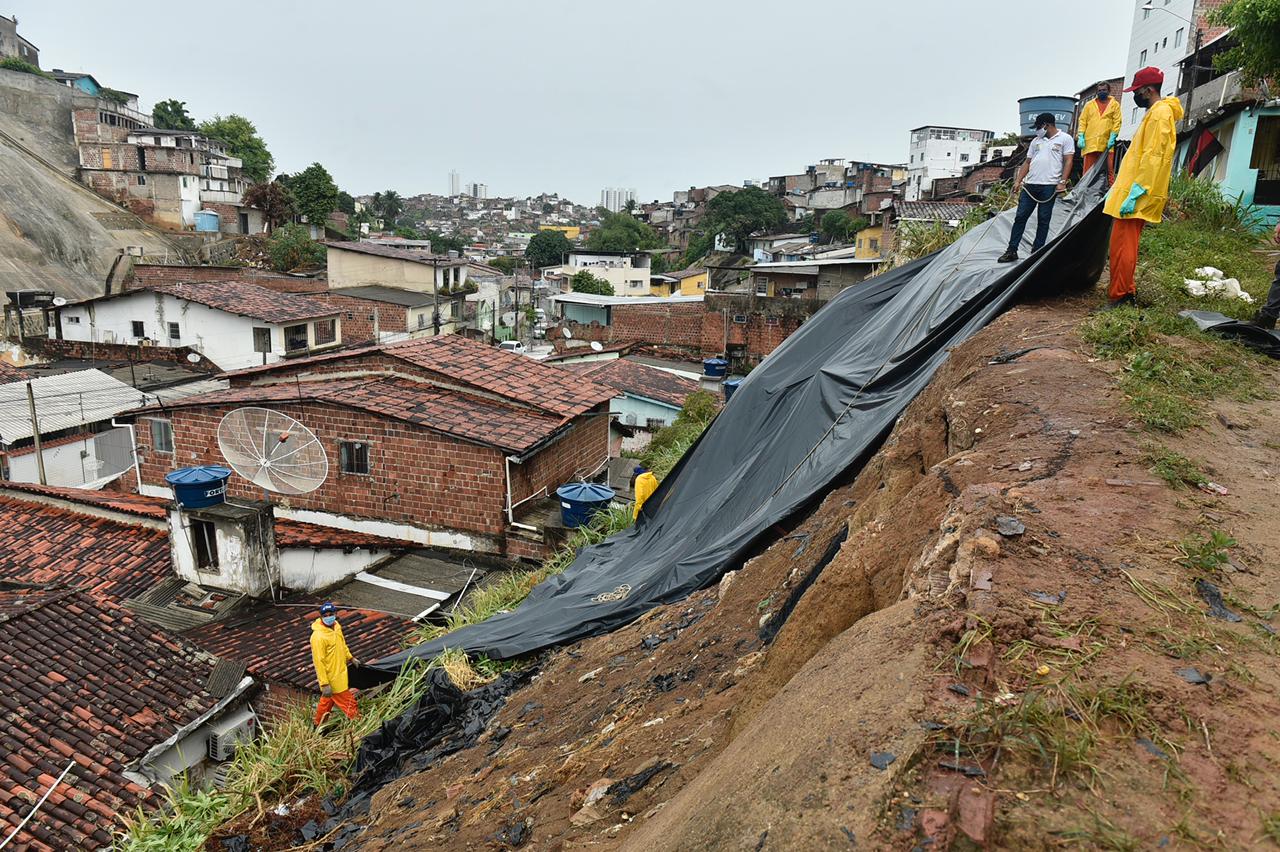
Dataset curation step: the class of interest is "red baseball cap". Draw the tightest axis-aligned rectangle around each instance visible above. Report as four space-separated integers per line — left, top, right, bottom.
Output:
1124 66 1164 92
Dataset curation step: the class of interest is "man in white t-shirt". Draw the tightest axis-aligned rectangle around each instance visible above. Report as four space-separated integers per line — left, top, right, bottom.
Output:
998 112 1075 263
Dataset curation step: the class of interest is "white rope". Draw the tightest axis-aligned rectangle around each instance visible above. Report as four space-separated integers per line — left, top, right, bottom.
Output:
0 758 76 850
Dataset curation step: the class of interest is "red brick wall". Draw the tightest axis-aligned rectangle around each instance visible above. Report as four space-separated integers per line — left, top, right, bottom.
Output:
548 301 705 352
27 337 224 373
134 399 606 539
256 682 312 723
130 265 326 294
308 295 408 344
509 408 609 504
135 400 512 536
700 293 817 366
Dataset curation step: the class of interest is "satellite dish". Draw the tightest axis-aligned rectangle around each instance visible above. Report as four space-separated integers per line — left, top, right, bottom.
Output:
561 327 573 339
590 341 603 352
51 296 68 307
216 407 329 495
186 352 202 363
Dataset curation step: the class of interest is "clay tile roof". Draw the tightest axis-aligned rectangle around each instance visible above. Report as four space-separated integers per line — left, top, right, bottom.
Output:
565 359 702 409
382 335 617 418
0 583 226 851
892 201 977 222
218 335 617 420
128 280 338 323
186 600 412 690
0 494 171 600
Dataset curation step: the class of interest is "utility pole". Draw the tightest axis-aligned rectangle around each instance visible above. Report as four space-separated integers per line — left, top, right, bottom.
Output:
25 383 47 486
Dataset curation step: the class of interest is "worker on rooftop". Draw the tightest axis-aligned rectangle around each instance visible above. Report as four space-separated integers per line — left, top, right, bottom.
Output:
632 464 658 521
1078 81 1121 184
311 602 362 725
998 113 1075 264
1103 66 1184 309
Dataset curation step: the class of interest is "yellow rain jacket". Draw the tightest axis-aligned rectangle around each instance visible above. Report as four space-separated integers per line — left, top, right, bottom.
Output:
1077 95 1121 155
310 618 353 693
633 471 658 520
1104 96 1185 224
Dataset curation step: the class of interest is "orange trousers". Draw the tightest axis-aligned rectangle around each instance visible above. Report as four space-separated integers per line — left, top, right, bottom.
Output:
1083 150 1115 183
314 689 360 724
1107 218 1146 300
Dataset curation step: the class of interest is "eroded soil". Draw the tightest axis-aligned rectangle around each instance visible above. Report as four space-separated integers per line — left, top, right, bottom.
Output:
346 295 1280 850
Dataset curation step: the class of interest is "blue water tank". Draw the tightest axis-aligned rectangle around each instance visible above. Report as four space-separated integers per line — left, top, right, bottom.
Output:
555 482 615 528
1017 95 1078 137
723 378 743 401
165 466 232 509
195 209 221 233
702 357 728 378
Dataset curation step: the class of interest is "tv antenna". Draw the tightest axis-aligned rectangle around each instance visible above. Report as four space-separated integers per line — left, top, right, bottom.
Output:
216 407 328 494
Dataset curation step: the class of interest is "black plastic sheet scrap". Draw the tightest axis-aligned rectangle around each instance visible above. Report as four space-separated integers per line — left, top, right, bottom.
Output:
371 166 1111 671
1180 309 1280 359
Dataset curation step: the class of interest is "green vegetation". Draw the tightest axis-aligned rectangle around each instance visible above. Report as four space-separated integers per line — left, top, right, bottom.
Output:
1176 530 1236 575
488 256 521 275
570 269 614 296
267 223 326 271
242 181 294 233
586 211 662 252
680 231 716 267
895 180 1017 262
1208 0 1280 83
1144 444 1208 489
199 114 273 183
703 186 788 254
368 190 404 228
290 162 340 229
336 190 357 216
118 660 443 851
525 229 573 269
152 99 197 131
100 88 133 106
639 390 718 479
1263 811 1280 844
0 56 51 78
818 210 869 243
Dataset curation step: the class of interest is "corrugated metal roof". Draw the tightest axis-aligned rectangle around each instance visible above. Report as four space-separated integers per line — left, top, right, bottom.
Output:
0 369 148 445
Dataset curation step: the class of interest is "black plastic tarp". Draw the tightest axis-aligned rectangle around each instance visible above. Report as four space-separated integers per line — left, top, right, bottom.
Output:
372 167 1111 672
1180 309 1280 359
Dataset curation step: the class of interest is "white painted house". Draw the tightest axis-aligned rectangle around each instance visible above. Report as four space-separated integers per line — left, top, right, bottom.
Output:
546 250 652 297
905 126 994 201
55 281 343 371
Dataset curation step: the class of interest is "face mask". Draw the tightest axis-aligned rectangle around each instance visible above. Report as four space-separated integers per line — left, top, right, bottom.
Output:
322 614 337 626
1096 90 1109 100
1034 128 1047 139
1133 91 1152 109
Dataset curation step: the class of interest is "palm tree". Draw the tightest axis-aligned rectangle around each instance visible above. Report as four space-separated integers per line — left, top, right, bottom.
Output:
379 190 404 226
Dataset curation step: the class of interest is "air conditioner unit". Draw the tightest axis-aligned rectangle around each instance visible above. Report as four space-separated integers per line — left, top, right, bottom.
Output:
208 760 234 789
623 413 637 426
207 707 256 761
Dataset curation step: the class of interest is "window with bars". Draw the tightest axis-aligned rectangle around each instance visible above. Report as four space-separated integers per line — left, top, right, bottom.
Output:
339 441 371 475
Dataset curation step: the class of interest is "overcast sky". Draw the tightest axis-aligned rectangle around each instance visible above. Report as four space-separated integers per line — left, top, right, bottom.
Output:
17 0 1134 205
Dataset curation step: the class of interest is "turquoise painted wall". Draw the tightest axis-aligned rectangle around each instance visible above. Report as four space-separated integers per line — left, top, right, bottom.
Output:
1178 106 1280 229
70 76 101 96
611 395 680 429
562 302 609 325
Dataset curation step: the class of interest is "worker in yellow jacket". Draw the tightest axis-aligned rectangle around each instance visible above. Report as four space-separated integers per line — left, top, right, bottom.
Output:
311 602 362 725
1077 80 1121 183
632 465 658 521
1103 66 1184 308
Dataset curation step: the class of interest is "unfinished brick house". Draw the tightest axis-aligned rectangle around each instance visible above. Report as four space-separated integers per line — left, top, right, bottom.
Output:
127 334 616 556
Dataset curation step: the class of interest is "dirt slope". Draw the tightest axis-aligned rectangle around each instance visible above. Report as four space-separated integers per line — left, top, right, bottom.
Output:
351 295 1280 850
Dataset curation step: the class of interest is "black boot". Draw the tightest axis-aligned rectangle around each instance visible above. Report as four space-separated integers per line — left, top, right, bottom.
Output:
997 250 1019 263
1104 294 1137 311
1249 312 1277 330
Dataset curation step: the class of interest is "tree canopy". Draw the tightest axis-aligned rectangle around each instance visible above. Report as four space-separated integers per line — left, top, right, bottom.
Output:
525 230 573 269
199 114 273 183
242 181 294 232
267 223 325 272
291 163 339 229
819 210 869 243
570 269 614 296
704 187 787 254
336 191 356 216
488 256 521 275
152 99 196 131
586 212 663 252
370 190 404 227
1209 0 1280 83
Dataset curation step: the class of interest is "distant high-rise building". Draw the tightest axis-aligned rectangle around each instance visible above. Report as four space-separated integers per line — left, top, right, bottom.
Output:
467 182 488 200
600 187 636 213
448 169 460 196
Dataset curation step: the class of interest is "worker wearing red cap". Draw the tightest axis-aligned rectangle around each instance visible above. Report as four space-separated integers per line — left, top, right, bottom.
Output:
1102 66 1184 308
311 602 362 725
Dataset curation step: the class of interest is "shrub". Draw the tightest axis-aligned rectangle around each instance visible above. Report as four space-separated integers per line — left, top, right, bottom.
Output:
267 223 325 272
0 56 51 78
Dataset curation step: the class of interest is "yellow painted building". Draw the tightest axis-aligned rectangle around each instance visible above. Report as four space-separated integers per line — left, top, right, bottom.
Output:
539 225 581 240
854 224 885 259
669 268 709 295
